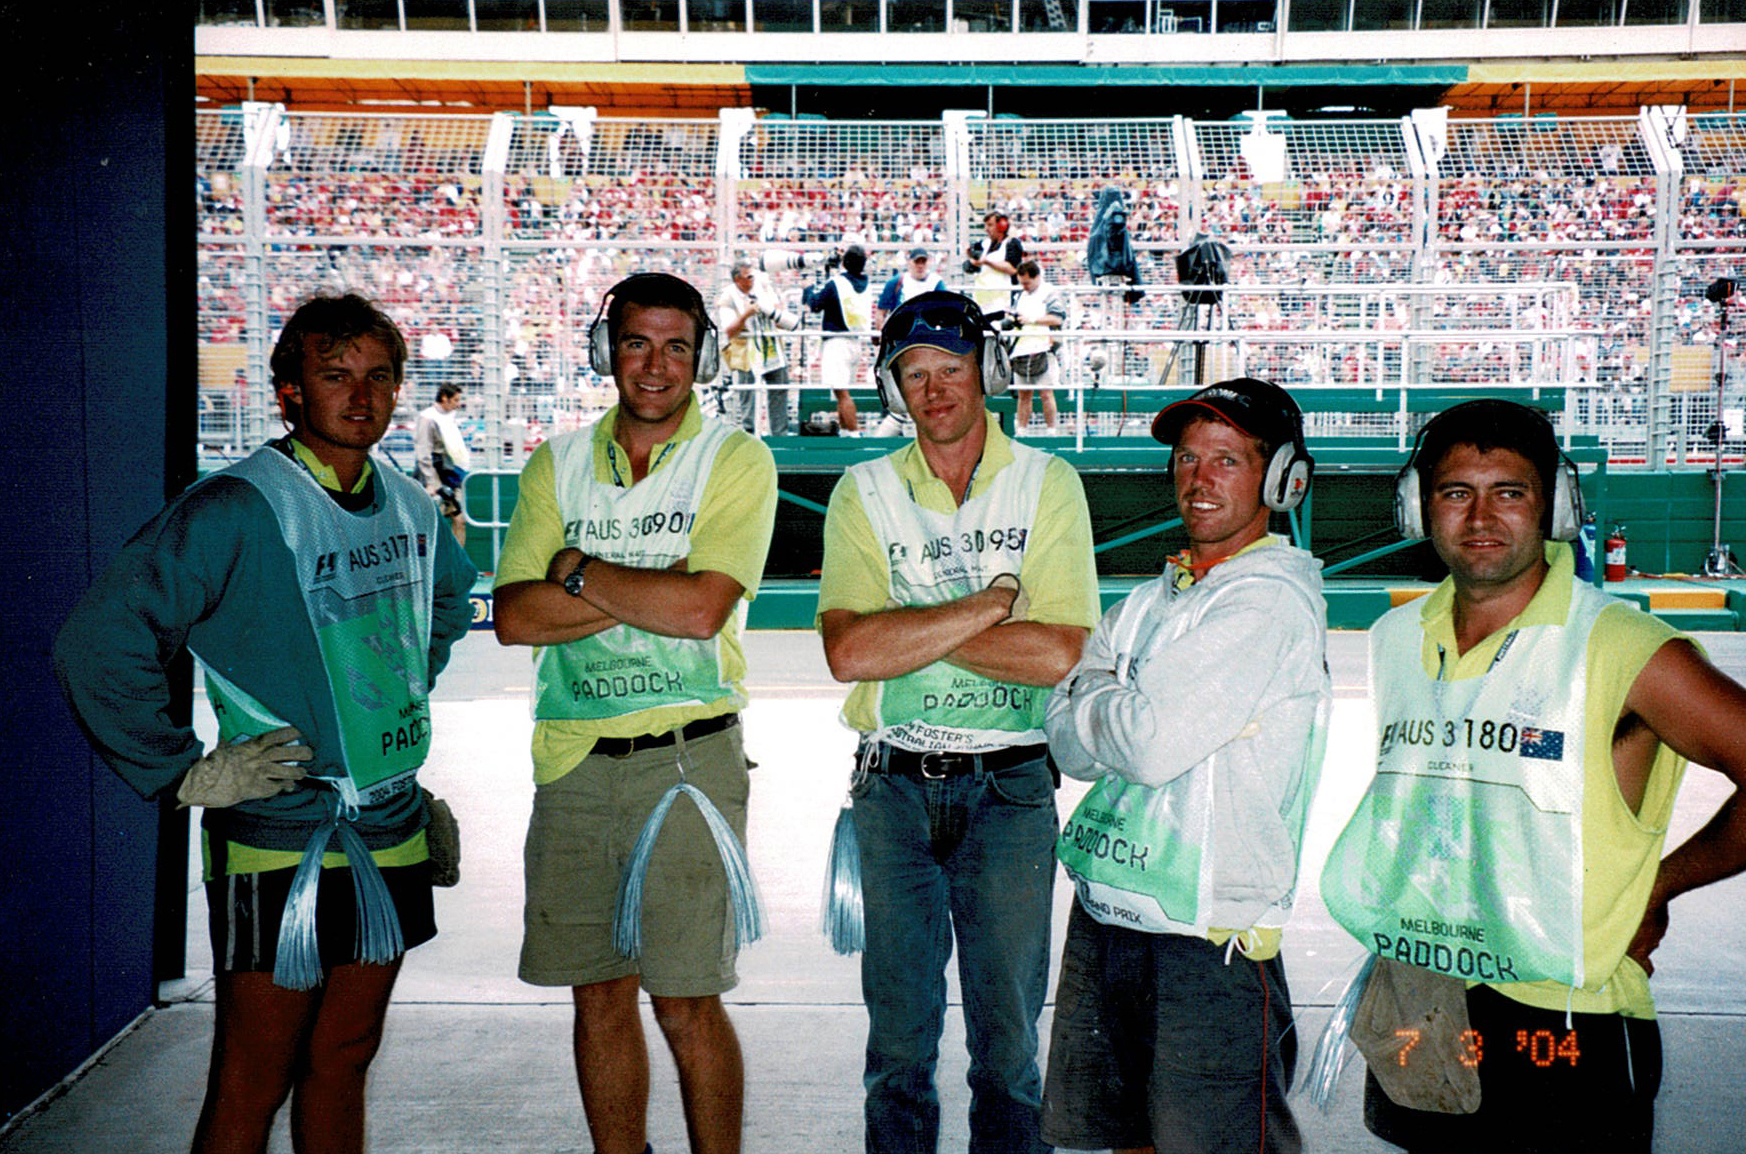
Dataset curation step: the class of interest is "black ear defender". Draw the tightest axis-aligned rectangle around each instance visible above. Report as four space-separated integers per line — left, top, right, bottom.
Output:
588 272 720 384
1394 399 1584 541
873 291 1011 417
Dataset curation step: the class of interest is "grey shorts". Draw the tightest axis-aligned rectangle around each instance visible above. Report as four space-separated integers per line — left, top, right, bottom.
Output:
1042 900 1301 1153
519 718 749 997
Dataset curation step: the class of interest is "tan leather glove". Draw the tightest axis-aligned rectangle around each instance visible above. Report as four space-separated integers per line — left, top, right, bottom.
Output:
988 573 1029 623
176 726 312 809
423 789 461 888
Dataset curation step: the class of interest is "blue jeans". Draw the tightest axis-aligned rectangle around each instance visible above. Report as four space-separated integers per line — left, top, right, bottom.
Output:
850 747 1058 1154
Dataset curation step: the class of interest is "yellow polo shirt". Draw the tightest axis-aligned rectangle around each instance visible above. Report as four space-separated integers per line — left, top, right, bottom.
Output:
495 401 778 784
816 413 1100 735
1411 544 1688 1018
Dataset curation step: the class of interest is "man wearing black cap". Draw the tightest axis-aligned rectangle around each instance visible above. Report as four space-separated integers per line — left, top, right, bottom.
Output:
1043 377 1331 1154
1320 399 1746 1153
817 290 1099 1154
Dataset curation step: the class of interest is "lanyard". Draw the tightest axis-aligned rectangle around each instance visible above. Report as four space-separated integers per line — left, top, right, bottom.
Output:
1436 629 1519 681
607 439 675 489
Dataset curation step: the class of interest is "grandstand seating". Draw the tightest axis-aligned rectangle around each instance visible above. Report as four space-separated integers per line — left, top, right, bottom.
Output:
197 104 1746 470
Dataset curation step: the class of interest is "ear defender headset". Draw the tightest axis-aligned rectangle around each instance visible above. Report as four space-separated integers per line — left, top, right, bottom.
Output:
874 291 1011 416
1394 399 1584 542
1261 435 1313 513
587 272 720 385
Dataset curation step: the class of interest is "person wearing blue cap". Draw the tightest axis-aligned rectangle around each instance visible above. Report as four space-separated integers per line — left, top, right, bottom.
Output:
1043 377 1330 1154
816 290 1100 1154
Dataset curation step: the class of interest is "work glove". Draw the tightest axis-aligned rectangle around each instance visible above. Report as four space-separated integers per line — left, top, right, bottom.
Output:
988 573 1029 623
423 789 462 888
176 726 312 809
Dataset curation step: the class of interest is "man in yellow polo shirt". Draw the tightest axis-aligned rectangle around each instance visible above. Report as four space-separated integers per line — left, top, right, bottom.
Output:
494 272 777 1154
1322 399 1746 1152
817 290 1099 1154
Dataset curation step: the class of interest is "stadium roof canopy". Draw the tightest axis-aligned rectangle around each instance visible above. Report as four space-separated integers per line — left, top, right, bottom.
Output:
194 56 1746 118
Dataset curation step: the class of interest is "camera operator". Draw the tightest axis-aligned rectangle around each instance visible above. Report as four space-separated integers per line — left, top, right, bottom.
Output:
716 258 802 435
967 210 1024 313
802 244 873 436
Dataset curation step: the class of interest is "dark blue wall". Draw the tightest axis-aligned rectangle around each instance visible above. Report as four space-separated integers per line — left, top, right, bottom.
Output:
1 13 184 1125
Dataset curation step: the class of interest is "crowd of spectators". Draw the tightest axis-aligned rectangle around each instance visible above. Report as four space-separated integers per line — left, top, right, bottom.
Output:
196 109 1746 454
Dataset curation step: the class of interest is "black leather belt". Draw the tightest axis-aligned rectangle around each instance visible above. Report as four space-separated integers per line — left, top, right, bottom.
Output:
871 743 1048 780
592 713 738 758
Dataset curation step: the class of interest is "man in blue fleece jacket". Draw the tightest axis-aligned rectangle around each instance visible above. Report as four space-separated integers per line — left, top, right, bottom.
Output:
55 293 475 1154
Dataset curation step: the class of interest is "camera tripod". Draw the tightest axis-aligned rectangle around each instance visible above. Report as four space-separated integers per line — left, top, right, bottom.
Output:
1155 298 1230 388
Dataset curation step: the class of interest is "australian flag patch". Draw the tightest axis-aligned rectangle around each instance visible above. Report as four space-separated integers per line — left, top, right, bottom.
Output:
1520 727 1566 760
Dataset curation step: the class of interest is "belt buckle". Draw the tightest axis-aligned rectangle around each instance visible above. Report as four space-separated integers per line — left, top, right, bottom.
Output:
919 751 953 780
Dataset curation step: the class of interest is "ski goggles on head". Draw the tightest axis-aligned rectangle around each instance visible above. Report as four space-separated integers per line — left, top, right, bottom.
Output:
877 292 987 369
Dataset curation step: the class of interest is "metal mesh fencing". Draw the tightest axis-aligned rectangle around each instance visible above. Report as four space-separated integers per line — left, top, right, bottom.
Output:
265 113 493 239
734 120 948 252
507 116 720 242
193 106 1746 468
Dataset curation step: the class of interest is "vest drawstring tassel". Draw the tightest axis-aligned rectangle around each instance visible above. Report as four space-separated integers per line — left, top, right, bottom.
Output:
821 799 865 955
272 789 407 990
1305 952 1376 1112
337 818 405 966
614 782 762 959
274 815 337 991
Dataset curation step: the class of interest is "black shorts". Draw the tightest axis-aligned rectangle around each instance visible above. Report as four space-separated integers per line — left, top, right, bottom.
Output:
1363 983 1662 1154
1042 901 1300 1153
206 848 437 974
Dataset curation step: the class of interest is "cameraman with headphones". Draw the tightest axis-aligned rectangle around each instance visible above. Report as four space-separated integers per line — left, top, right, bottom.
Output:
1044 378 1330 1154
493 272 777 1154
1321 400 1746 1153
817 290 1099 1154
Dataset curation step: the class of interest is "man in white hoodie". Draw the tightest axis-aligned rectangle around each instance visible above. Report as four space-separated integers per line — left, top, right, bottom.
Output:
1043 377 1330 1154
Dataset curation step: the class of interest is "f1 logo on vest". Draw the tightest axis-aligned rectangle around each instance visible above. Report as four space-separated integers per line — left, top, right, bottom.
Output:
313 551 341 581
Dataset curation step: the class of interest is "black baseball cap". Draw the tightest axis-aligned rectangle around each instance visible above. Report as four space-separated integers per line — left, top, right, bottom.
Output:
908 248 930 261
1151 377 1304 449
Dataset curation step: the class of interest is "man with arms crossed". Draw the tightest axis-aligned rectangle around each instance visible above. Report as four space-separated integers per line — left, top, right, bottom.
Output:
1322 400 1746 1152
56 293 476 1154
1043 377 1329 1154
494 272 778 1154
817 290 1099 1154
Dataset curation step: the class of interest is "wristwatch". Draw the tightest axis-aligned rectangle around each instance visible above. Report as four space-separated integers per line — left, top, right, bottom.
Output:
562 555 593 598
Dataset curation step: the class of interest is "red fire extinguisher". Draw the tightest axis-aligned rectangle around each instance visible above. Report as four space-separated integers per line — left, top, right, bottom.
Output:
1604 525 1628 583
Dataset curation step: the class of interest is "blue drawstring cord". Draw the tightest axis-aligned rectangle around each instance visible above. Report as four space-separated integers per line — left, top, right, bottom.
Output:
613 752 762 959
820 802 865 955
272 784 406 990
820 744 877 955
1305 952 1376 1111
